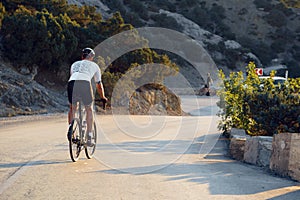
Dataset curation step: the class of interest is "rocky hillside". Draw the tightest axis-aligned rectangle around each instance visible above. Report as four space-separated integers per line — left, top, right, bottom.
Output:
0 61 67 117
97 0 300 77
0 0 299 117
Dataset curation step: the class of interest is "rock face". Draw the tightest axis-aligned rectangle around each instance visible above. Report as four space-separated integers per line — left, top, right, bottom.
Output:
270 133 300 182
67 0 111 19
159 9 222 47
100 0 300 78
129 83 182 116
159 9 261 74
0 63 68 117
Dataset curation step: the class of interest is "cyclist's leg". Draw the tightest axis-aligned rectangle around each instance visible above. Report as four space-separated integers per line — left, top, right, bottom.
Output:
81 82 94 146
68 104 78 124
67 102 78 141
80 81 94 134
85 105 93 133
85 104 95 147
67 80 80 125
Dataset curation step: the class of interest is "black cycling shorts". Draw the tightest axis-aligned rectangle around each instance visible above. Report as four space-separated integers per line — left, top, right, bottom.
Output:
67 80 93 106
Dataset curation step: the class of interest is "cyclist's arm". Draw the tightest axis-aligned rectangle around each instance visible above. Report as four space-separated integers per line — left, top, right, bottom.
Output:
93 64 107 100
96 82 107 100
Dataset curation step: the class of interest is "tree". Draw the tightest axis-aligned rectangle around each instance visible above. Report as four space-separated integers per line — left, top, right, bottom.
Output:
1 1 179 100
2 6 78 70
66 5 102 27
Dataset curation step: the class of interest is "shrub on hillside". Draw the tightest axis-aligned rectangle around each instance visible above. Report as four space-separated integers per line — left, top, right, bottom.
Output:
124 12 145 27
151 13 183 31
281 0 300 8
0 1 179 103
153 0 176 12
0 3 5 28
127 0 149 20
2 6 78 69
239 38 275 65
184 5 210 30
253 0 273 11
265 10 287 28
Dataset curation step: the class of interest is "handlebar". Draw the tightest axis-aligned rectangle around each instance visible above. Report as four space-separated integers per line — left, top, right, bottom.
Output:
95 98 107 110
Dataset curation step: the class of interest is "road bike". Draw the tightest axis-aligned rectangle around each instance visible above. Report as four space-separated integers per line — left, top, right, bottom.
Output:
67 99 106 162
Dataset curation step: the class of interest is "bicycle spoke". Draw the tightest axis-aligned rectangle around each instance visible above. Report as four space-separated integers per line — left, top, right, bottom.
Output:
85 122 97 159
69 118 81 162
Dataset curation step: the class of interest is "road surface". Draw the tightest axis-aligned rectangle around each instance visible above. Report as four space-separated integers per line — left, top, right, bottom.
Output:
0 96 299 199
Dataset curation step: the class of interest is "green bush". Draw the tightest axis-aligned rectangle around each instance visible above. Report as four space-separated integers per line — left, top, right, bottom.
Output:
2 6 78 69
218 62 300 136
217 63 257 134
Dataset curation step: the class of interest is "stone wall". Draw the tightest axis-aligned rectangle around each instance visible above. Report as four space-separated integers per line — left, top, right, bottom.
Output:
229 128 249 161
228 129 300 182
270 133 300 182
244 136 273 167
229 136 246 161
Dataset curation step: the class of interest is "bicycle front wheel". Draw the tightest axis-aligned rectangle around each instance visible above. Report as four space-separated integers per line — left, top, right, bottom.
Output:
85 122 97 159
69 118 82 162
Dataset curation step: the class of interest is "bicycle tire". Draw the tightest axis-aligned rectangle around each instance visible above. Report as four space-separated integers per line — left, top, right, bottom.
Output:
85 121 97 159
69 118 82 162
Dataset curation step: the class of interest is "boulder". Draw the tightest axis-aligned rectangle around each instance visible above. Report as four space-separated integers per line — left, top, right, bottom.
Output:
129 83 182 116
228 128 249 161
244 136 273 167
230 128 248 138
229 136 246 161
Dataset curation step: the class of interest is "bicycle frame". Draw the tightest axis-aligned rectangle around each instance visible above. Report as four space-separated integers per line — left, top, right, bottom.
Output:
69 98 105 161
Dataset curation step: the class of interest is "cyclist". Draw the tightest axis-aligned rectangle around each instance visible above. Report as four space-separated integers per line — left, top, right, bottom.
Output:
67 47 107 146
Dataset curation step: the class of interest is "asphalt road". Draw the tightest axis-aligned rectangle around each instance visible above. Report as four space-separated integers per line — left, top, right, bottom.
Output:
0 96 299 200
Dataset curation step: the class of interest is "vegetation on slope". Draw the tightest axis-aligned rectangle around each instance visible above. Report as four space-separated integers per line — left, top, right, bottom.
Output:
0 0 178 100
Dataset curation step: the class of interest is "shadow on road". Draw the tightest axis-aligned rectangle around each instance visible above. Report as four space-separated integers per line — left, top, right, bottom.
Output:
98 134 227 156
268 190 300 200
0 160 68 169
96 135 298 197
98 162 297 196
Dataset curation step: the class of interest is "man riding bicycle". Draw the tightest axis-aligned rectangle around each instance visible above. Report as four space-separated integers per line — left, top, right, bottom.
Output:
67 47 107 146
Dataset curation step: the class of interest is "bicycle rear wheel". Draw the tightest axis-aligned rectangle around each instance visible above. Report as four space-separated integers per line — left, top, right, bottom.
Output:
69 118 82 162
85 122 97 159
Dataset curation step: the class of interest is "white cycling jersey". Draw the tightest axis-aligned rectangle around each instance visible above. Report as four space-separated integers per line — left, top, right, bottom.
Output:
68 60 101 83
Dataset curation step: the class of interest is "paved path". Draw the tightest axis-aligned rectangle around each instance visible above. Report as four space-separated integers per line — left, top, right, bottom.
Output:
0 96 299 199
